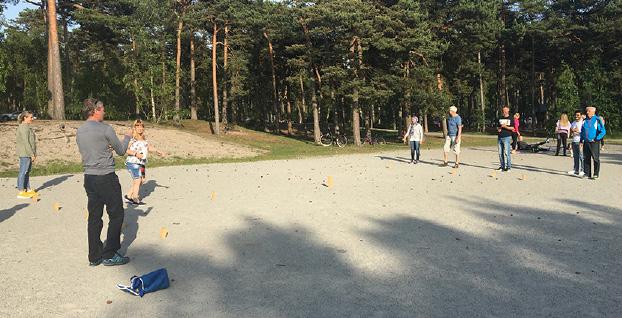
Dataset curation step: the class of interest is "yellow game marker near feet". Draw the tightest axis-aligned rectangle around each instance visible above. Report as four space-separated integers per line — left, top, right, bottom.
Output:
160 227 168 239
211 191 216 201
31 194 39 202
450 169 457 175
519 174 528 181
327 176 334 188
52 202 62 213
489 171 497 178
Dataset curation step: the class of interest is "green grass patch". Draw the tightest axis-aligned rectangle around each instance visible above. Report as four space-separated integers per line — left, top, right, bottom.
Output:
0 121 501 177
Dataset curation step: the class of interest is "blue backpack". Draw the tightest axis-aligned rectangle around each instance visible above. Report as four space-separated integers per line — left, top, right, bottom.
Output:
117 268 170 297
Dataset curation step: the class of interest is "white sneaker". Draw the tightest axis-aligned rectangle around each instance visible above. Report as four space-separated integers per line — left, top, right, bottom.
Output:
567 170 576 175
578 171 585 177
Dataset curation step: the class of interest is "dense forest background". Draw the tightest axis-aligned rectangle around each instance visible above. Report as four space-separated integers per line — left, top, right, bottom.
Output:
0 0 620 143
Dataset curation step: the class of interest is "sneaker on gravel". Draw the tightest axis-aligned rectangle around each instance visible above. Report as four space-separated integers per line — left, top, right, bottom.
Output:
17 191 31 199
89 258 102 267
102 253 129 266
578 171 585 177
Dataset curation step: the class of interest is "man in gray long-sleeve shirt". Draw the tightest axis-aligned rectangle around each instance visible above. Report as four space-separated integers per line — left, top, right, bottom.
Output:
77 98 133 266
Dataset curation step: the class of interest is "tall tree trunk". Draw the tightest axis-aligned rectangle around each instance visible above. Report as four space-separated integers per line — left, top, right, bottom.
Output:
47 0 65 120
263 31 279 133
351 36 363 146
212 23 220 135
174 17 183 122
189 31 197 120
150 75 156 122
331 85 338 134
221 25 229 125
285 85 293 135
423 110 429 133
311 85 321 144
299 74 307 118
437 73 448 137
160 45 167 121
478 51 486 133
131 39 141 116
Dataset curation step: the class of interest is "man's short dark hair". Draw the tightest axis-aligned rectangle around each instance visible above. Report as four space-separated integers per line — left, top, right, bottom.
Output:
82 98 103 119
575 110 582 115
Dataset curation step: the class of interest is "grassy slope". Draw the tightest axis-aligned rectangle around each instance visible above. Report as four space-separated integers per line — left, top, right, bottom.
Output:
0 120 508 178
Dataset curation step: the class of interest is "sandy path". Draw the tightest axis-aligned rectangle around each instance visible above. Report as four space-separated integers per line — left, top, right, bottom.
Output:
0 121 261 171
1 145 621 317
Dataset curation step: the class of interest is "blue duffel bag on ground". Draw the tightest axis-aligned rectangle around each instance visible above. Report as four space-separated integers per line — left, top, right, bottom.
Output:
117 268 170 297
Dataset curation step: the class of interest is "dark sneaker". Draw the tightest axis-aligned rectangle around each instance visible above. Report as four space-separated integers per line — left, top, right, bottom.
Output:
89 258 102 267
440 162 449 167
497 167 504 171
414 160 419 164
102 253 130 266
453 164 459 169
135 201 146 205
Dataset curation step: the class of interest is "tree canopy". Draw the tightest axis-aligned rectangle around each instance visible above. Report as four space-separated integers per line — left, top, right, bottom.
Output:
1 0 620 140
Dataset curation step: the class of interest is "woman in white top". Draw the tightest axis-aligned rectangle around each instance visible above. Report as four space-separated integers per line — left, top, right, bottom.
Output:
124 119 165 204
555 113 571 156
402 116 425 164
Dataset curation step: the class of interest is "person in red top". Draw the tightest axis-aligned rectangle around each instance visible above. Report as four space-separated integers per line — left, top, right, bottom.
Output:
511 113 521 154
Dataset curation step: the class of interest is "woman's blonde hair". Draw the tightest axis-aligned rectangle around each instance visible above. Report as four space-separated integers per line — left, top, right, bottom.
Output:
17 111 33 123
132 119 146 140
514 113 520 119
559 113 570 126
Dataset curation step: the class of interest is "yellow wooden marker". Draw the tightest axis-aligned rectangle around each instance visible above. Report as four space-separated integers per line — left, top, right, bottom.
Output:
327 176 334 188
160 227 168 239
489 171 497 178
31 194 39 202
211 191 216 201
450 169 457 175
520 174 527 181
52 202 62 213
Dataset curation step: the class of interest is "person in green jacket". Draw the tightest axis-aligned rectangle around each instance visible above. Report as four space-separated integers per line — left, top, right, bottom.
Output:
16 111 37 199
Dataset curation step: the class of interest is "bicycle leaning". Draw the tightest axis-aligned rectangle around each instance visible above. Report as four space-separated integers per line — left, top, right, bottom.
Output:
320 131 348 147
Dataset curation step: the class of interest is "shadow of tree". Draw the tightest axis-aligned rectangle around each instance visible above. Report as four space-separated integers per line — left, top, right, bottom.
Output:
101 193 621 317
107 219 414 317
0 203 29 223
36 174 72 192
600 151 621 165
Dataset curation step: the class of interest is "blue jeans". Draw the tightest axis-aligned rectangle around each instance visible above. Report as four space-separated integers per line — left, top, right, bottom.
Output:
17 157 32 190
498 136 512 169
571 142 583 173
409 141 420 161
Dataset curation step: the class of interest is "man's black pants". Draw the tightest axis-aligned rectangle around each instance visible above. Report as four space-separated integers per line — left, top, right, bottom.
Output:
583 141 601 177
84 173 125 262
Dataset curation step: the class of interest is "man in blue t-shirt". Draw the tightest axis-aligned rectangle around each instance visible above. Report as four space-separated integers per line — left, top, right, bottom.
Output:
442 106 462 168
580 106 606 179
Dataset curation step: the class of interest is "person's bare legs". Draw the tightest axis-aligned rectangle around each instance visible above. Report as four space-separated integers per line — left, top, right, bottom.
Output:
130 179 141 201
443 152 448 164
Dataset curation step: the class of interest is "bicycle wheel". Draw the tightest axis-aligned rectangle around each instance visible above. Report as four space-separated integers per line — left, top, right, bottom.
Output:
376 137 386 145
320 134 332 146
337 135 347 147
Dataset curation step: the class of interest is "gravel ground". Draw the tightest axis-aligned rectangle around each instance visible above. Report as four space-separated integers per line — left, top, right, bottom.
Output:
1 144 621 317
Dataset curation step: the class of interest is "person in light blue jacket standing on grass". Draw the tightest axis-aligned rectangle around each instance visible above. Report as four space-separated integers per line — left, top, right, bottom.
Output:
580 106 606 180
15 111 38 199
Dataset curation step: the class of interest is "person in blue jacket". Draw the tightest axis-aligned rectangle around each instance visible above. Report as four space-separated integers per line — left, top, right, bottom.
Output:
580 106 606 179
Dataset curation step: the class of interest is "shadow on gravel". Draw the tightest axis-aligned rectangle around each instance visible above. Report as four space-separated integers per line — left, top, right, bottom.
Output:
0 203 28 223
119 206 153 255
105 197 621 317
36 174 72 192
140 180 169 200
600 152 622 165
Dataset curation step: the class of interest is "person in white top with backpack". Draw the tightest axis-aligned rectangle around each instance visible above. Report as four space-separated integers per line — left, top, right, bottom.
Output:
402 116 425 164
